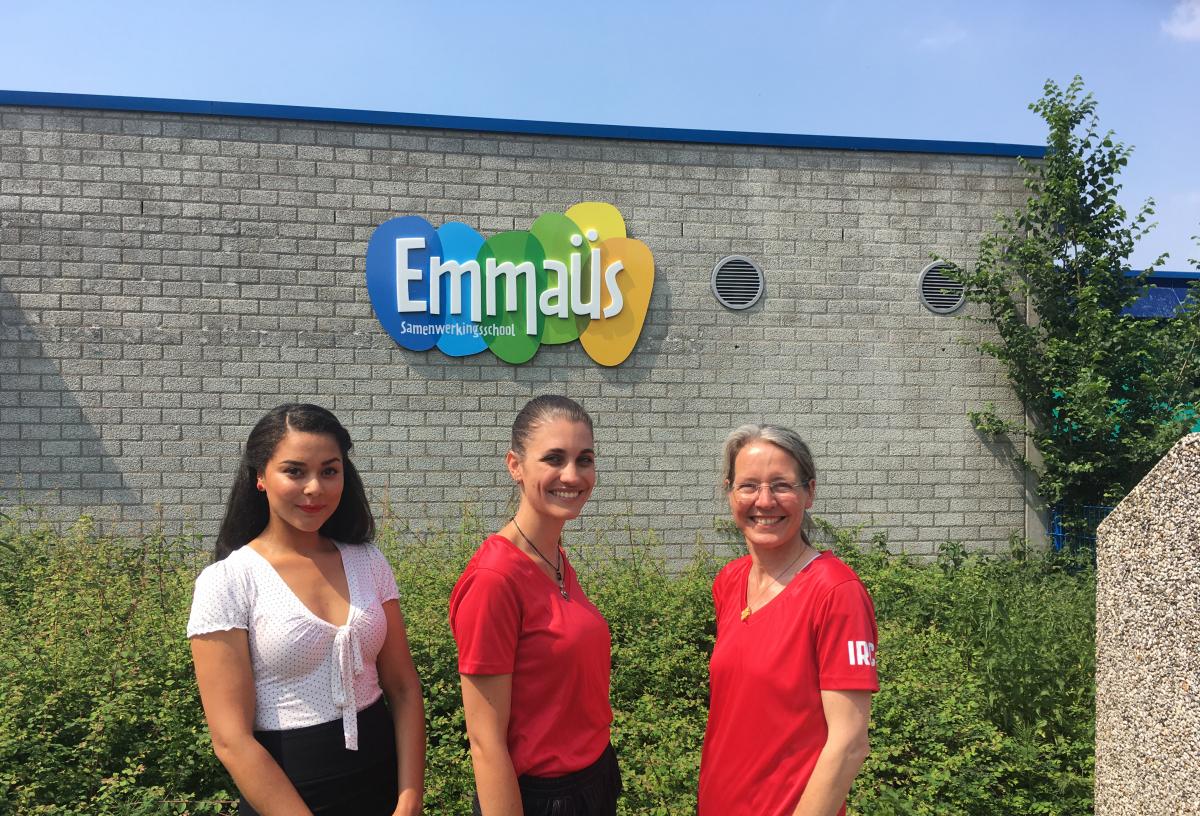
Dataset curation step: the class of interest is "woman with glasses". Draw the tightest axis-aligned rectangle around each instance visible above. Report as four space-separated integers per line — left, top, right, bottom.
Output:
698 425 878 816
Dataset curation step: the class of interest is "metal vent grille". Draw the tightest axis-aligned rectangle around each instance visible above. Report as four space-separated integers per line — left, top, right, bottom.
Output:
711 256 765 310
918 262 965 314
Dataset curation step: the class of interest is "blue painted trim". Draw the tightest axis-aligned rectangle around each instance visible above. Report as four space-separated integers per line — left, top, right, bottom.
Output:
0 89 1047 158
1136 270 1200 282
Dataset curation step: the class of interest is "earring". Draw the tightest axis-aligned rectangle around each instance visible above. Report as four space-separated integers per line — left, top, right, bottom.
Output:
256 481 265 492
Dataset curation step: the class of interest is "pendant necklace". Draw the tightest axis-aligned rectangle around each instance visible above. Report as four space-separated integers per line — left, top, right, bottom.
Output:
741 546 820 621
512 519 569 599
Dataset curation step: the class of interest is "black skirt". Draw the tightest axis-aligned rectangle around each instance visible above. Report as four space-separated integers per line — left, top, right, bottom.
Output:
473 743 621 816
239 696 398 816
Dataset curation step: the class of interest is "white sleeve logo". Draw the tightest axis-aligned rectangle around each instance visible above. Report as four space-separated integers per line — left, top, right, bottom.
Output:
847 640 876 667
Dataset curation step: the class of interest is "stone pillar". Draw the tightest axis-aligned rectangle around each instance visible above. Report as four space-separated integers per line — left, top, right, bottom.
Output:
1095 433 1200 815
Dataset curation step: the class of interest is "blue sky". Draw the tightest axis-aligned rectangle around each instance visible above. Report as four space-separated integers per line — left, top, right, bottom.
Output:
3 0 1198 269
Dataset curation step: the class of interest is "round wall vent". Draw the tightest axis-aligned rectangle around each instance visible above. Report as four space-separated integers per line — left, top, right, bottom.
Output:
918 262 965 314
711 255 765 310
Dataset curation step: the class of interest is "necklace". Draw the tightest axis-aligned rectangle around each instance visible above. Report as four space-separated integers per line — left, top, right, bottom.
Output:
512 519 568 599
741 546 820 621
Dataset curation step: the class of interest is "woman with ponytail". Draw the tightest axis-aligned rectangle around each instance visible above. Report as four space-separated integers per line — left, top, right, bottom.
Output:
450 395 620 816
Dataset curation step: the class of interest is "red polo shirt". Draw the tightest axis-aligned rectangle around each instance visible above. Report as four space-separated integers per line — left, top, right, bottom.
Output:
450 535 612 778
699 551 879 816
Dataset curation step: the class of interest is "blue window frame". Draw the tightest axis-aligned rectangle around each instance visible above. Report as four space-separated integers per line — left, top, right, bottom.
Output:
1124 270 1200 318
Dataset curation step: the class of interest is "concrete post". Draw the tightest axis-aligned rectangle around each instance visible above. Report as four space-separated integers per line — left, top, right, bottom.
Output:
1095 432 1200 815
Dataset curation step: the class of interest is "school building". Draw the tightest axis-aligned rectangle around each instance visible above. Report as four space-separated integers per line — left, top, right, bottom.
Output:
1 90 1063 558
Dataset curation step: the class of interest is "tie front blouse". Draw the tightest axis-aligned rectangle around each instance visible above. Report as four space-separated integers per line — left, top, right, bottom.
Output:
187 542 399 750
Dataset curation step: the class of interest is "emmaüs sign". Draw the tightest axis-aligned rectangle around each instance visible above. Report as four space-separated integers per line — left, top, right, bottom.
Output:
365 202 654 366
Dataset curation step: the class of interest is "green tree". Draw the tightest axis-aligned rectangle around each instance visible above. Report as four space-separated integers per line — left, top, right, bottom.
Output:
951 77 1200 513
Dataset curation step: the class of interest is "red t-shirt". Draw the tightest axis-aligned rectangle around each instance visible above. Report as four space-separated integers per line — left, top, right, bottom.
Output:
449 534 612 778
698 551 879 816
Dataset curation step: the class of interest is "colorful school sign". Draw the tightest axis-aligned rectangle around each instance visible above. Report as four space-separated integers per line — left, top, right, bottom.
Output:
365 202 655 366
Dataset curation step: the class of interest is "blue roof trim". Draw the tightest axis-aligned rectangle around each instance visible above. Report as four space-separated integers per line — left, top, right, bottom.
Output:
0 89 1047 158
1137 270 1200 281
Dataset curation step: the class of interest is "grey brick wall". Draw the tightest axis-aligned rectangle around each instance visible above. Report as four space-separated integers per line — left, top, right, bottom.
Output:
0 104 1031 559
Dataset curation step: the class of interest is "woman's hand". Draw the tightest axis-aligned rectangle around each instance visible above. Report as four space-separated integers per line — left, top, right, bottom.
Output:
460 673 523 816
791 689 872 816
191 630 313 816
377 600 426 815
391 788 423 816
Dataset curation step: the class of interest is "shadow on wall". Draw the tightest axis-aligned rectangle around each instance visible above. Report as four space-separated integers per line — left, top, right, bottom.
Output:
0 284 140 529
975 424 1050 547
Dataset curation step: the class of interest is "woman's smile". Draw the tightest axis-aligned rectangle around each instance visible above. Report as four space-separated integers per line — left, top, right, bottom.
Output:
508 417 597 523
257 430 345 536
729 442 813 551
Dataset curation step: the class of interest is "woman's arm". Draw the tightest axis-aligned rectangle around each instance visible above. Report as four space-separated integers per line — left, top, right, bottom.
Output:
460 673 523 816
791 689 872 816
191 630 313 816
376 600 426 816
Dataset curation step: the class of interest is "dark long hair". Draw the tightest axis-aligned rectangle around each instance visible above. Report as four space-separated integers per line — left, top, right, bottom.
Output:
214 403 375 560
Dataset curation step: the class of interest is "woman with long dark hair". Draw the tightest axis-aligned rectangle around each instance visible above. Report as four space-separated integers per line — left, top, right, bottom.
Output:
698 424 878 816
450 395 620 816
188 403 425 815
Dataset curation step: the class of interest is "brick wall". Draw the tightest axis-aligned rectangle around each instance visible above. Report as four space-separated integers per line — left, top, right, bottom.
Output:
0 103 1031 559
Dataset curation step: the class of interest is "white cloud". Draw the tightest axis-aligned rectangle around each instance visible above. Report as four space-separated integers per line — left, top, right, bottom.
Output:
1163 0 1200 41
916 22 968 50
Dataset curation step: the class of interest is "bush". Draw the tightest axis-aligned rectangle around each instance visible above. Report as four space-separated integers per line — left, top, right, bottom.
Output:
835 532 1095 815
0 512 1095 814
0 514 234 815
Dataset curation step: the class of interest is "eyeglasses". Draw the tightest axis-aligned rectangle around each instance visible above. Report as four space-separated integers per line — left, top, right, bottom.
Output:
731 480 808 499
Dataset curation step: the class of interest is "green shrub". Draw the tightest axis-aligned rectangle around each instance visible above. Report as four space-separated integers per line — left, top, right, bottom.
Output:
835 531 1095 815
0 511 1095 814
377 517 479 813
855 623 1011 815
583 545 717 816
0 514 234 815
